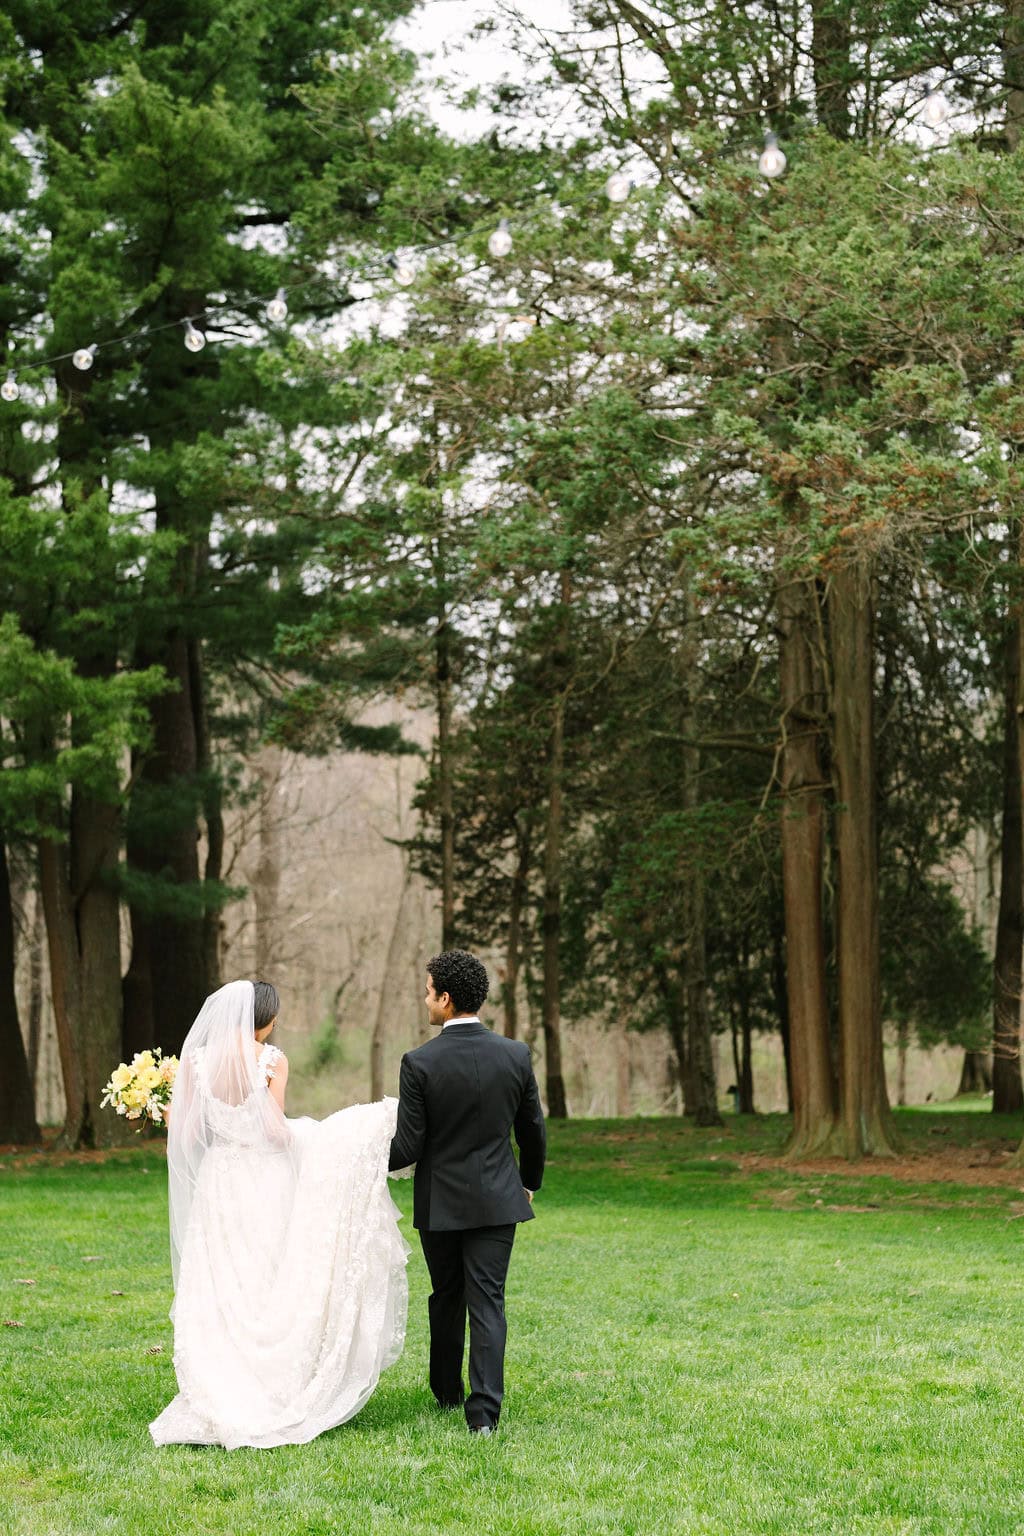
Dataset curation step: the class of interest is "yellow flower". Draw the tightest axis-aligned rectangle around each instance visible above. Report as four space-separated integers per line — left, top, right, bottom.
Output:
131 1050 155 1072
110 1064 132 1093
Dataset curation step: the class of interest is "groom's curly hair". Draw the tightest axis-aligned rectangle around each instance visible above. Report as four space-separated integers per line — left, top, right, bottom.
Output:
427 950 489 1015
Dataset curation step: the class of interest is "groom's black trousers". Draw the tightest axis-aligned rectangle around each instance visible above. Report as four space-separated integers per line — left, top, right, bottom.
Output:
418 1224 516 1428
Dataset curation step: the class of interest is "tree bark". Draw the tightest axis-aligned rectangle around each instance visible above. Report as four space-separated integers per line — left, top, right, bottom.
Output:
39 838 85 1146
1005 0 1024 152
682 829 722 1126
124 534 210 1057
38 820 126 1150
253 746 283 977
0 840 41 1144
370 864 411 1101
501 816 531 1038
616 1026 632 1116
811 0 852 138
653 957 688 1110
541 679 569 1119
999 45 1024 1158
896 1023 908 1108
992 567 1024 1112
191 626 223 993
435 594 456 952
958 1051 993 1095
770 915 794 1112
777 572 837 1155
830 561 897 1155
27 888 44 1088
737 934 755 1114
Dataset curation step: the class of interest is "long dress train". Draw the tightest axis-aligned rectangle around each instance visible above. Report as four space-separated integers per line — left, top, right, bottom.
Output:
149 1007 408 1450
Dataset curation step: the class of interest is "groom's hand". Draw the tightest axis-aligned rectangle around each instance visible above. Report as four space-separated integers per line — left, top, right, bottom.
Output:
524 1187 534 1204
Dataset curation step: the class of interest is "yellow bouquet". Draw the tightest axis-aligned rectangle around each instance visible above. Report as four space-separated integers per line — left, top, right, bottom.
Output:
101 1049 178 1128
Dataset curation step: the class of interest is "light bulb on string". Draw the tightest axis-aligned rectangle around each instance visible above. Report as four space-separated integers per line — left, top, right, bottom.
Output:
266 289 289 324
922 85 949 128
183 319 207 353
488 219 513 259
386 253 416 287
1 374 19 402
605 170 631 203
758 131 787 179
72 344 98 372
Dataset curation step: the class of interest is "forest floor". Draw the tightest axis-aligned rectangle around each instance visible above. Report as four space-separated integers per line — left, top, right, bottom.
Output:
2 1108 1024 1535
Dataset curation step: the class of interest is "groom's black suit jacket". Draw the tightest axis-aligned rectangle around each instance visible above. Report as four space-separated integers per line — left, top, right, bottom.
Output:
388 1021 546 1231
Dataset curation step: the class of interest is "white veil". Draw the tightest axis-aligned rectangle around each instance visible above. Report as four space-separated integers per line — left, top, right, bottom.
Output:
167 979 298 1288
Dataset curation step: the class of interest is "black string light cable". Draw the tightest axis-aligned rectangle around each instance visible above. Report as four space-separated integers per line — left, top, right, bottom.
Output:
0 88 952 407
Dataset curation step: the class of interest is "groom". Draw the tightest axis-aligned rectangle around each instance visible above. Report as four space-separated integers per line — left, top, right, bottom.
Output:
389 949 546 1435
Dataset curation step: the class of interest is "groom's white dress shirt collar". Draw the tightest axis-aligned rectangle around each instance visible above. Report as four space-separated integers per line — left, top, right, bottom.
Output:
442 1016 480 1029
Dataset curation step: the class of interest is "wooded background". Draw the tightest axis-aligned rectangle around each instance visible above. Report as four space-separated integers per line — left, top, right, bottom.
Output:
3 0 1024 1157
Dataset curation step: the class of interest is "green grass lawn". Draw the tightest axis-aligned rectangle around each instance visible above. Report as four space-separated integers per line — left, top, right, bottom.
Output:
2 1112 1024 1536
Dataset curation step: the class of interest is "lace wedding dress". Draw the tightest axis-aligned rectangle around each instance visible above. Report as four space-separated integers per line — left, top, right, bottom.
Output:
149 982 409 1450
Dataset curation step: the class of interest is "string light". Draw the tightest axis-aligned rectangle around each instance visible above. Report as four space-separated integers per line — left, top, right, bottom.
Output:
266 288 289 323
488 219 513 259
0 157 802 407
922 85 949 128
386 254 416 287
758 131 787 178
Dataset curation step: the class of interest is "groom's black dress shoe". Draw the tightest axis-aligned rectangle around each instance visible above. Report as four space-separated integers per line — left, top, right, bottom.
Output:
468 1423 496 1437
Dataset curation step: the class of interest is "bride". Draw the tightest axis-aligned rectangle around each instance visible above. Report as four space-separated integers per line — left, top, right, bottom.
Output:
149 979 409 1450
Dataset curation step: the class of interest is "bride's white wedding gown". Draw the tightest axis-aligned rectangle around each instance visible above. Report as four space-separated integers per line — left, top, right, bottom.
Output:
150 1041 409 1450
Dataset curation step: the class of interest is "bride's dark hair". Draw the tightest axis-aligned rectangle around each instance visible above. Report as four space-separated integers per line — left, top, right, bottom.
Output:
253 980 280 1031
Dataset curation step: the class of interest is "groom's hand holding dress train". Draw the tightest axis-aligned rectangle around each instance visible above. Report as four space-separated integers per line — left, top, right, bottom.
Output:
388 949 546 1435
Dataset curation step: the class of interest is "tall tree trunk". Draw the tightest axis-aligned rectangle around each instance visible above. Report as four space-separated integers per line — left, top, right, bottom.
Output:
39 838 85 1146
811 0 851 138
684 874 720 1125
27 887 44 1087
679 586 721 1126
770 915 794 1112
38 820 125 1150
435 594 456 952
124 534 210 1057
999 46 1024 1160
1006 0 1024 153
541 680 569 1119
191 627 223 993
71 788 126 1148
656 961 687 1108
522 936 540 1054
830 561 896 1155
0 840 41 1144
777 572 837 1154
737 935 755 1114
370 864 411 1101
501 817 531 1038
992 591 1024 1113
896 1022 908 1108
253 746 283 977
958 1051 993 1095
616 1025 632 1116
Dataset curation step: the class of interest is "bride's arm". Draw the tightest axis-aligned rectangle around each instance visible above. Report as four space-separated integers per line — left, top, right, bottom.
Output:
268 1054 289 1112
